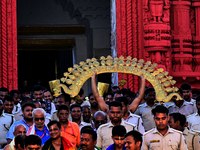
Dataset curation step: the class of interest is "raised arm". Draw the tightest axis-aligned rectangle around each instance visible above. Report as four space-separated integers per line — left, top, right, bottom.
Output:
128 75 145 113
91 73 109 113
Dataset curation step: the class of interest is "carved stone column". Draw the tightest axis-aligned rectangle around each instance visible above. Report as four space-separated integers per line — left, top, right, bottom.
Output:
193 0 200 72
143 0 171 72
171 0 193 77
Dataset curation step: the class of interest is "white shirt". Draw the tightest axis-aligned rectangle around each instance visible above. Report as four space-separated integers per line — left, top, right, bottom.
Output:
187 113 200 132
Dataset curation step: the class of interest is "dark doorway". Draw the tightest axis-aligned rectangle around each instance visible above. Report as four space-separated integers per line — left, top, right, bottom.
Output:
18 50 73 90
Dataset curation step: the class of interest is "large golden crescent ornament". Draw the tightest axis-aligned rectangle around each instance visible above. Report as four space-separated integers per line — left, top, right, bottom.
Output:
49 55 182 103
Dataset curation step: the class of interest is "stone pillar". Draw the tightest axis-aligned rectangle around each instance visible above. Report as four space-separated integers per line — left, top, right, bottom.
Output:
193 0 200 72
143 0 171 73
0 0 18 90
171 0 193 76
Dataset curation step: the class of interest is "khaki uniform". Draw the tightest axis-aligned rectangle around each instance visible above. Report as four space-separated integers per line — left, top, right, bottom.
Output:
0 113 15 145
168 101 197 117
183 127 200 150
134 103 159 132
141 127 188 150
122 112 145 134
96 120 136 150
187 113 200 132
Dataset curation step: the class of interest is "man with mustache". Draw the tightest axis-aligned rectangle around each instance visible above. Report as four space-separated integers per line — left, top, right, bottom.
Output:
6 103 36 144
124 130 142 150
181 83 195 104
78 126 101 150
88 93 99 118
141 105 188 150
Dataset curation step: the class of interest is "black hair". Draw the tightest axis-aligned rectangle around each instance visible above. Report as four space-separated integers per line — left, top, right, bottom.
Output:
47 120 61 129
21 97 33 105
78 88 84 96
112 125 126 137
25 135 41 147
121 88 132 96
22 102 36 111
116 96 129 106
125 130 142 147
192 90 200 95
88 93 93 99
58 93 71 104
169 113 186 127
181 83 191 91
177 88 183 96
144 87 155 96
33 85 44 92
196 95 200 103
113 90 122 95
15 135 27 149
0 87 9 93
112 86 120 90
3 95 14 103
152 105 169 116
70 104 82 112
10 90 20 97
103 92 114 100
109 101 122 110
57 104 69 114
81 126 97 141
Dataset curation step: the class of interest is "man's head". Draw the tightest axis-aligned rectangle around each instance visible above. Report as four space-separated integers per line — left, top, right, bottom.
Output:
152 105 169 131
82 105 91 123
70 104 82 121
104 92 114 105
93 111 107 129
112 125 127 149
21 86 32 98
15 135 27 150
192 90 200 100
75 88 85 105
54 93 71 110
124 130 142 150
25 135 41 150
109 101 123 124
3 95 14 113
181 83 191 101
116 96 129 117
89 93 98 108
196 96 200 114
113 91 123 101
171 88 184 106
47 120 61 140
0 87 9 100
144 88 155 105
22 103 36 121
57 104 69 123
33 85 44 102
80 126 97 150
32 108 46 129
112 86 120 93
13 124 27 137
168 113 186 131
43 91 53 102
10 90 21 105
33 100 41 108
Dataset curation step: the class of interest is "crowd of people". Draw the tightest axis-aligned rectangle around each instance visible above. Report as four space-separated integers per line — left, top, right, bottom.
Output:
0 73 200 150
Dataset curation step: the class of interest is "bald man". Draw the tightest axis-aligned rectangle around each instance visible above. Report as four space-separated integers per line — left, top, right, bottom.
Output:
93 111 107 131
27 108 50 145
4 124 26 150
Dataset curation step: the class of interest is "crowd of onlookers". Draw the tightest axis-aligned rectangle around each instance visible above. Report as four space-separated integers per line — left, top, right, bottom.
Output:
0 74 200 150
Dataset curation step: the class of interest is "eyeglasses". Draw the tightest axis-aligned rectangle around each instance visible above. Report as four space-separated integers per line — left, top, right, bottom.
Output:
34 117 45 121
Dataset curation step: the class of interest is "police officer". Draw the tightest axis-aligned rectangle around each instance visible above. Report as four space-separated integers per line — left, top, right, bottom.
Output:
142 105 188 150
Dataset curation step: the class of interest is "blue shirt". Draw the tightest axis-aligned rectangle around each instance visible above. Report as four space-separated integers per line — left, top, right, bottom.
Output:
6 119 30 140
106 144 126 150
35 126 50 145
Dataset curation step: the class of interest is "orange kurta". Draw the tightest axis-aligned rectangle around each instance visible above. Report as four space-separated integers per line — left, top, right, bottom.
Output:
61 121 80 149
